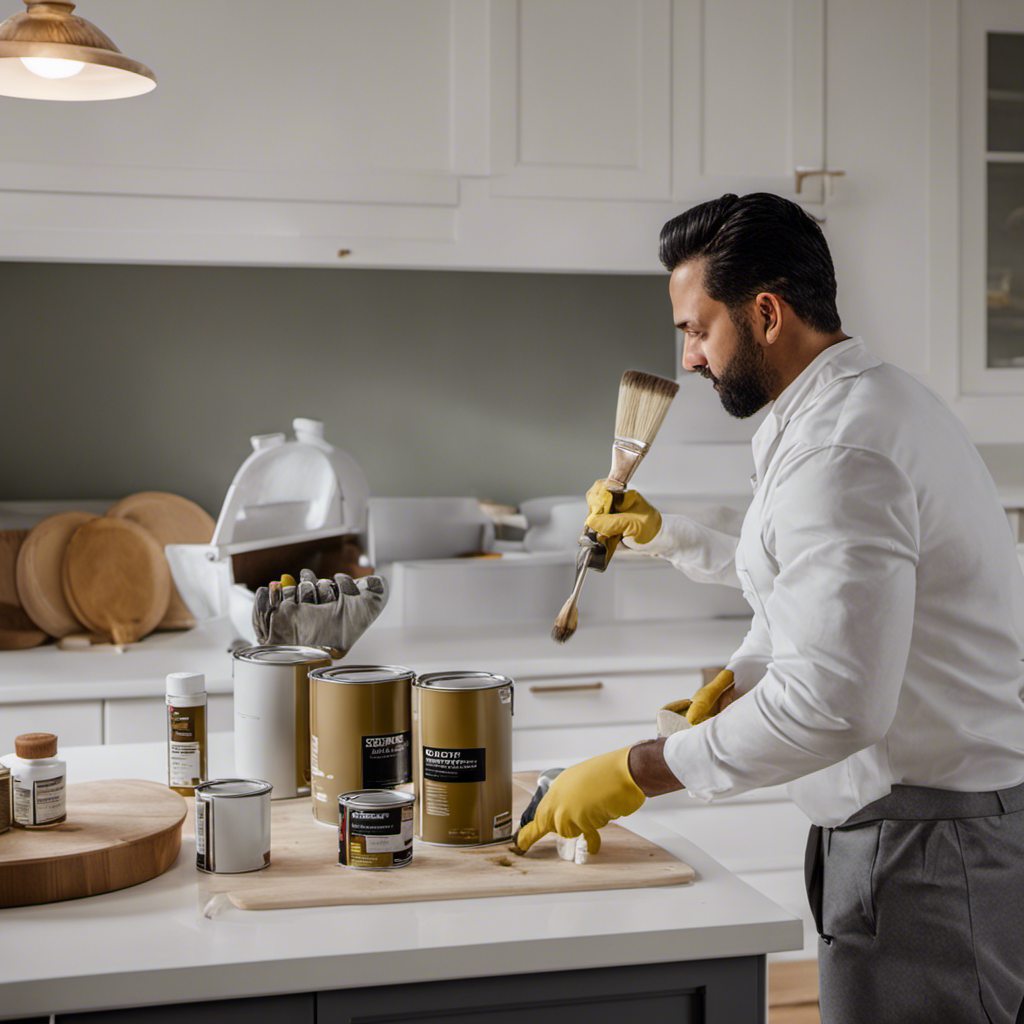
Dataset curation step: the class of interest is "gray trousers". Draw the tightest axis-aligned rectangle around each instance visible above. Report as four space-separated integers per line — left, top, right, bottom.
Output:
804 779 1024 1024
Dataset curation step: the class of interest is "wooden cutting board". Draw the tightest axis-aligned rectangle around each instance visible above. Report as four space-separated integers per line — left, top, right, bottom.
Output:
15 510 98 638
200 773 694 912
62 516 172 644
107 492 215 630
0 779 187 908
0 528 48 649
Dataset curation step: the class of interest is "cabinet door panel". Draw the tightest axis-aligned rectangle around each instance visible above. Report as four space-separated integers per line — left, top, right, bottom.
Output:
490 0 672 199
673 0 825 203
0 702 103 753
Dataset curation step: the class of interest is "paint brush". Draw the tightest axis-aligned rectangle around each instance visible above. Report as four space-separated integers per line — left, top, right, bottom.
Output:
550 369 680 644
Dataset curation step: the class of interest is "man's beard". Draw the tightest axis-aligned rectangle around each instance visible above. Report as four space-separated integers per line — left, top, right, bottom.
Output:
699 313 781 419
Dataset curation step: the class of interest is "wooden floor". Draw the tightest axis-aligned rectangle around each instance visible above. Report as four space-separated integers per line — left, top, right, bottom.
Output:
768 959 820 1024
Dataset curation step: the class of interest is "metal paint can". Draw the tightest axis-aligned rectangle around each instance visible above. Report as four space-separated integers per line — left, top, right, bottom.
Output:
232 644 333 800
195 778 272 874
308 664 414 826
338 789 415 869
412 671 514 846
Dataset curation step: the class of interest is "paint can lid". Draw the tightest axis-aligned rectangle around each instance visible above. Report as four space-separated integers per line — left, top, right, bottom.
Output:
14 732 58 759
414 671 514 691
166 671 206 696
339 789 415 810
195 778 273 799
233 644 334 665
310 664 415 685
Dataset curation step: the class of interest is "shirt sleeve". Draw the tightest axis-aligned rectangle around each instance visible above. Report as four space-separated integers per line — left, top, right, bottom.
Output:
663 444 920 800
623 505 744 588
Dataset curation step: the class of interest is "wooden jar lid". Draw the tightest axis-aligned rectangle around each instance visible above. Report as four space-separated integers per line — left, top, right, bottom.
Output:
106 492 215 630
15 511 98 638
15 732 57 759
62 517 171 645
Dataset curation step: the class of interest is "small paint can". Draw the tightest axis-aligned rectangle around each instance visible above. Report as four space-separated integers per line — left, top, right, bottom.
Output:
195 778 272 874
232 644 333 800
338 789 415 869
413 671 514 846
308 665 414 826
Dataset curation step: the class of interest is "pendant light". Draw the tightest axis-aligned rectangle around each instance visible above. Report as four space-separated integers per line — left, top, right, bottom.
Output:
0 1 155 100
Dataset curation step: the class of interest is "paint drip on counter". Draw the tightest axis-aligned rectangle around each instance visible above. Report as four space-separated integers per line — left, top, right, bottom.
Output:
413 672 514 846
338 789 414 869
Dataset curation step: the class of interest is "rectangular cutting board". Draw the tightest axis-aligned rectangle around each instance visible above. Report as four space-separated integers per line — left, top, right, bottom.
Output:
200 772 694 911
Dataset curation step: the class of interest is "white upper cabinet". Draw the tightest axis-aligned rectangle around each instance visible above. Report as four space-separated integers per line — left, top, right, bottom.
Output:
0 0 826 269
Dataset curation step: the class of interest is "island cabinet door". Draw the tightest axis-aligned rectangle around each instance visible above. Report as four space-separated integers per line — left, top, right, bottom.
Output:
318 957 766 1023
55 993 314 1024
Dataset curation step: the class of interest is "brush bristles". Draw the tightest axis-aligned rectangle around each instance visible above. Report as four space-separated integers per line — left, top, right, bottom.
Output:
615 370 680 444
551 599 579 643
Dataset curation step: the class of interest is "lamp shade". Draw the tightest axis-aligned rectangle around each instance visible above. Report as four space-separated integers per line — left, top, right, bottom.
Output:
0 1 155 100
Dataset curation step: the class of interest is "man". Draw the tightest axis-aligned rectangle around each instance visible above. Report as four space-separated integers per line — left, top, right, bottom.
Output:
515 193 1024 1024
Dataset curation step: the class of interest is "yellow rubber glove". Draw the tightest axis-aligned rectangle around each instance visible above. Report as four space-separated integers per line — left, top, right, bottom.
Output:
662 669 736 725
584 482 662 559
515 746 646 855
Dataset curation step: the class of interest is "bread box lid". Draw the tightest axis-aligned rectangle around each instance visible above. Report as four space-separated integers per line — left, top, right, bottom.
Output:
208 418 369 556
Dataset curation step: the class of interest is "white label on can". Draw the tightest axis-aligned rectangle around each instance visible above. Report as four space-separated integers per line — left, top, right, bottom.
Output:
33 775 65 823
13 785 32 825
365 830 407 853
311 734 321 776
169 742 200 788
195 799 207 859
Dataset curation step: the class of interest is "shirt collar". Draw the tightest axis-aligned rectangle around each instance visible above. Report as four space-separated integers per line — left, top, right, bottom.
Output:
750 336 879 484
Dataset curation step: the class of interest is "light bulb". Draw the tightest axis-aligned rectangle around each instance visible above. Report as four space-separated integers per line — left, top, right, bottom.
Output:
20 57 85 79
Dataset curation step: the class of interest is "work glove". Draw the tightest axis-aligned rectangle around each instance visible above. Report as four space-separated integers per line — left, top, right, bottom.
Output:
252 568 388 655
514 746 646 855
584 481 662 562
657 669 736 737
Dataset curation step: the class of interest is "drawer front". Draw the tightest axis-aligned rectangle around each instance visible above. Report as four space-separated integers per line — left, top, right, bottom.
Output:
104 694 234 744
0 701 103 753
513 722 654 766
512 670 701 730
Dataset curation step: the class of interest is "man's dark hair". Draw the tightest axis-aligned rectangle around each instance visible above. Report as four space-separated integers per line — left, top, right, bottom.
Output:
659 192 841 333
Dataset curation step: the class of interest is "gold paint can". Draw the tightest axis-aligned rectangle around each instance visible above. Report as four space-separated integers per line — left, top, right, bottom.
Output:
413 671 514 846
338 789 415 869
308 664 414 826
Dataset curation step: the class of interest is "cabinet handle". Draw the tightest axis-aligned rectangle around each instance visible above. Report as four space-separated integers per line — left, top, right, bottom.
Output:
794 167 846 196
529 681 604 694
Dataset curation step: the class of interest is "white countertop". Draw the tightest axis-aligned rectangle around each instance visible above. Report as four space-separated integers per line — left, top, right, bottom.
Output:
0 615 753 703
0 734 802 1019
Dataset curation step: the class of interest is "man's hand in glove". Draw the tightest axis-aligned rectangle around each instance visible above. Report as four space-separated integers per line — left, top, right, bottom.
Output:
584 481 662 561
514 746 647 855
661 669 737 728
252 568 388 655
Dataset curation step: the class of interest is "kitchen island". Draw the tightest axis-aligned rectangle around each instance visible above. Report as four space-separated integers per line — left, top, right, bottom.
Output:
0 736 802 1024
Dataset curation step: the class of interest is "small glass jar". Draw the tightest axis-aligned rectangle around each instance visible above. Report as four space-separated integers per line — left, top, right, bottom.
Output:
2 733 66 828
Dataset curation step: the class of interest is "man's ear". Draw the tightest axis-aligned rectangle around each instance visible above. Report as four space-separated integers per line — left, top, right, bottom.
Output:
755 292 784 345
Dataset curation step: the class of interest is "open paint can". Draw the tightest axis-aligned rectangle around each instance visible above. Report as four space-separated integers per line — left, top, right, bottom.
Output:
338 789 415 869
195 778 272 874
412 671 514 846
233 644 333 799
308 664 414 826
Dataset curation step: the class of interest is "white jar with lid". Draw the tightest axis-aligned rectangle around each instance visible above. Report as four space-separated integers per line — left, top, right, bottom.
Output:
1 733 66 828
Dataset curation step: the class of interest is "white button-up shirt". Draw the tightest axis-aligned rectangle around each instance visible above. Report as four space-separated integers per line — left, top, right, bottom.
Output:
632 336 1024 827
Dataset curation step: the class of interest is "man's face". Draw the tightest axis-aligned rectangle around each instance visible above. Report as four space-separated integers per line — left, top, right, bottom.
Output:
669 260 781 419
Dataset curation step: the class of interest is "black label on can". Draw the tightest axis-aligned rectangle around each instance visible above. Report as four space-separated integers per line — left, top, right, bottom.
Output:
422 746 486 783
361 731 411 787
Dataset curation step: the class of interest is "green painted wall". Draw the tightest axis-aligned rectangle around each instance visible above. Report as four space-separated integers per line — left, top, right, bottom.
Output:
2 264 674 515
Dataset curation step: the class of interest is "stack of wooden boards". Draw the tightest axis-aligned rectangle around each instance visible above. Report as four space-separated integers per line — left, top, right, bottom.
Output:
0 492 214 650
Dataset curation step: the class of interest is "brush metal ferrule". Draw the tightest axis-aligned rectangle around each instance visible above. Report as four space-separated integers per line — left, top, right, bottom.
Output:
605 437 651 491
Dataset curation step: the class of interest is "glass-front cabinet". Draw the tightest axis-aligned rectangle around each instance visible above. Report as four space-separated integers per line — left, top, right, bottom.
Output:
961 4 1024 392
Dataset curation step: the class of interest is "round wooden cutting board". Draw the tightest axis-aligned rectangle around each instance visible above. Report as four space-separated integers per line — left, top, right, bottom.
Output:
107 492 216 630
15 510 98 638
62 517 171 645
0 780 187 908
0 528 48 649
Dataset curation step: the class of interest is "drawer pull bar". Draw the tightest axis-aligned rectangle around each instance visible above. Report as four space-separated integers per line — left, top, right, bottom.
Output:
528 682 604 694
